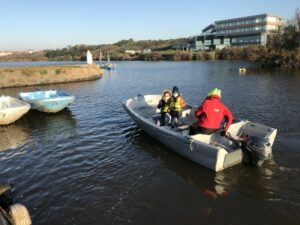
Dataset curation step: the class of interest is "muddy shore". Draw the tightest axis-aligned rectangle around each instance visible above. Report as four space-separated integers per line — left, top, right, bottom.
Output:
0 64 103 88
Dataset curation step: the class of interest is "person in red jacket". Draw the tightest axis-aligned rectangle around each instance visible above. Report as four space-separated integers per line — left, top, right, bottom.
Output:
189 88 233 136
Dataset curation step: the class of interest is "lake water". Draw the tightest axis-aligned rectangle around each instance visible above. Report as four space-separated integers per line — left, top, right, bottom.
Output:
0 61 299 225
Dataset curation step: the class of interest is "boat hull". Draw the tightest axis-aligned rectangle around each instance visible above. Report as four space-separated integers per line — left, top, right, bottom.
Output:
123 98 231 171
28 97 75 113
0 96 30 125
123 95 277 172
19 90 75 113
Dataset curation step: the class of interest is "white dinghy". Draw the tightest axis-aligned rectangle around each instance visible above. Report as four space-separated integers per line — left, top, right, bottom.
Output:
0 96 30 125
123 94 277 172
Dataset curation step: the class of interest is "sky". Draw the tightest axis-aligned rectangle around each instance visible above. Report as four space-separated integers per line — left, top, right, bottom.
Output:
0 0 299 51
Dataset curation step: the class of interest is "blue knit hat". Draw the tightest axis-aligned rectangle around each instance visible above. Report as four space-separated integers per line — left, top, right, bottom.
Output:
172 86 180 95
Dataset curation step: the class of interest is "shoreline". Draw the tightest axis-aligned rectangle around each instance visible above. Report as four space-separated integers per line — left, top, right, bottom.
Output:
0 64 103 89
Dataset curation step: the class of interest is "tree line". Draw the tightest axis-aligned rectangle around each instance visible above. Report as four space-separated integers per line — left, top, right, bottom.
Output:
45 38 187 61
2 9 299 68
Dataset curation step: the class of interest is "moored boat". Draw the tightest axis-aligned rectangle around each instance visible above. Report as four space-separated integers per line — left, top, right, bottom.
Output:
19 90 75 113
0 96 30 125
99 51 116 70
123 94 278 172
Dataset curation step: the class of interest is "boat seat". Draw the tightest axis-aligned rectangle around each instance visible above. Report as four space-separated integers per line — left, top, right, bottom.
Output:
181 116 197 126
152 114 161 120
190 133 212 144
177 125 190 130
190 132 237 150
227 120 246 137
171 124 190 132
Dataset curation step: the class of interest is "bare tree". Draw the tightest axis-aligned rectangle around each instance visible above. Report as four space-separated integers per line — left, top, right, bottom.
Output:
287 8 300 31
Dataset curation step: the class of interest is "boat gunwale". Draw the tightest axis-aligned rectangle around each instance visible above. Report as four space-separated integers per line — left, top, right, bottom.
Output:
0 96 31 111
123 98 221 150
20 96 75 103
18 90 74 102
123 95 278 171
123 95 277 150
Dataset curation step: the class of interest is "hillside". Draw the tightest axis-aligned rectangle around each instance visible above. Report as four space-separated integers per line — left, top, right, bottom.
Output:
0 38 187 62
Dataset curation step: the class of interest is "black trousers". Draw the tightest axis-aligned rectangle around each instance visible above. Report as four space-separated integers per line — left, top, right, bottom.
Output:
160 112 167 126
189 125 218 135
170 110 181 127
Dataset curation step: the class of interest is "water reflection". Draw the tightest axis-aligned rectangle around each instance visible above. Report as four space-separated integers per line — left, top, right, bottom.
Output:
0 109 76 152
125 128 229 195
126 128 283 201
24 109 76 140
0 120 31 152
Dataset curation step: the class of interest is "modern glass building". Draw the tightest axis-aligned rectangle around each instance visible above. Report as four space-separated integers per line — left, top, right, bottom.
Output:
189 14 283 51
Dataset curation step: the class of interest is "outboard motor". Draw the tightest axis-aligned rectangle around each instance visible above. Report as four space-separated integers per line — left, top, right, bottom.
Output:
242 136 272 167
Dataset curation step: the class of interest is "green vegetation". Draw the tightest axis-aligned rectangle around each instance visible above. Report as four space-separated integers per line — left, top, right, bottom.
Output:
4 69 14 73
55 69 62 75
157 49 177 55
249 9 300 68
45 38 187 61
39 70 48 75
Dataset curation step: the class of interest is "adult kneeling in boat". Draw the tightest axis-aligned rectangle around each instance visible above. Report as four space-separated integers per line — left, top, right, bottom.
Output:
169 86 186 128
190 88 233 136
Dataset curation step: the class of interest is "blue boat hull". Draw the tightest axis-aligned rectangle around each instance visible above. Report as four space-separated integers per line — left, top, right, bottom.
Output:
29 97 75 113
99 63 115 70
19 90 75 113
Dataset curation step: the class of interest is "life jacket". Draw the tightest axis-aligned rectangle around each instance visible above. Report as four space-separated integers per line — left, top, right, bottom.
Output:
169 96 186 112
157 99 170 113
162 101 169 113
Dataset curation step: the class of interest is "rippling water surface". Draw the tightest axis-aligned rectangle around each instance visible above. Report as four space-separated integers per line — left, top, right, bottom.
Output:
0 61 299 225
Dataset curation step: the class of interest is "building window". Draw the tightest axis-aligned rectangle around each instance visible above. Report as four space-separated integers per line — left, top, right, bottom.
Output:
214 39 220 45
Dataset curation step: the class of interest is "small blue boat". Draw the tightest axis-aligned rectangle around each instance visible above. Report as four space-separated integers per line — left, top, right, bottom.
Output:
19 90 75 113
99 63 116 70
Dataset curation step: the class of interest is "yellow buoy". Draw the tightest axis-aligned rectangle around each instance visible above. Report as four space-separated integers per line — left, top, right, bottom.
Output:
239 68 247 73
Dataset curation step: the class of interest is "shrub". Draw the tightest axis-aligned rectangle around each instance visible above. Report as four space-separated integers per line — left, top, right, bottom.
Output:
39 70 48 75
55 69 62 75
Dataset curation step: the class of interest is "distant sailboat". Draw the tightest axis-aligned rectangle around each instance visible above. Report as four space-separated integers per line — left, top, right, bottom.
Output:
99 50 103 63
105 52 116 70
87 50 93 64
98 51 116 70
107 51 110 63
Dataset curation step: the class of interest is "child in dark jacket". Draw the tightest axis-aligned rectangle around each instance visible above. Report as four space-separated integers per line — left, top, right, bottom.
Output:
157 90 172 126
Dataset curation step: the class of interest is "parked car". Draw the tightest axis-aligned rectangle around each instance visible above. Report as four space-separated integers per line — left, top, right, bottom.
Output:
0 184 31 225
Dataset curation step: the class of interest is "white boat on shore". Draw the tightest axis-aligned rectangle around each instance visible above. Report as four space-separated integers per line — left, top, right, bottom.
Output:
123 94 278 172
0 96 30 125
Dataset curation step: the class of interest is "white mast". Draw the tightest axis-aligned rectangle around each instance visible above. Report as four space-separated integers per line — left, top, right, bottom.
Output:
99 50 102 63
107 51 110 63
87 50 93 64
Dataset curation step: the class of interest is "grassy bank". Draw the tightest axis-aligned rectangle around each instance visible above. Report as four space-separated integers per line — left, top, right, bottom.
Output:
0 64 103 88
